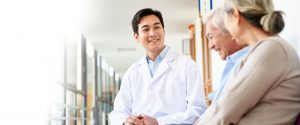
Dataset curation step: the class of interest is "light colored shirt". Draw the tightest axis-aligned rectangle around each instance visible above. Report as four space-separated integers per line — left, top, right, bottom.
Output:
212 46 250 103
146 46 169 77
109 48 207 125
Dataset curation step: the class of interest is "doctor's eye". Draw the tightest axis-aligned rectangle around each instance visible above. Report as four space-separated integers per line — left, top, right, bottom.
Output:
142 28 149 32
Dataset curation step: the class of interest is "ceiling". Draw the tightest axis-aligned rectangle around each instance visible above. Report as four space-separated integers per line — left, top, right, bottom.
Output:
81 0 198 77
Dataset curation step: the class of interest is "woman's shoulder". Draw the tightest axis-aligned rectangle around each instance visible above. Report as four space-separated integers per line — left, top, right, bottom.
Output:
256 36 287 52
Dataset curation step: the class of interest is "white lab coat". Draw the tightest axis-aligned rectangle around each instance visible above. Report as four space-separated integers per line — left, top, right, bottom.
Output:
109 49 207 125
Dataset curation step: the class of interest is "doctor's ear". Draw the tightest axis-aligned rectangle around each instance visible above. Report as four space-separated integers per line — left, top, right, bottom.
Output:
134 33 139 42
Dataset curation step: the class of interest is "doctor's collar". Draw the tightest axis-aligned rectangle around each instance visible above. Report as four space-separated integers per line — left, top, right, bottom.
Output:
146 46 169 62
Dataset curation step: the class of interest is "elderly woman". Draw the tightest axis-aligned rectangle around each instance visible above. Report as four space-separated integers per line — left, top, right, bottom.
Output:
195 0 300 125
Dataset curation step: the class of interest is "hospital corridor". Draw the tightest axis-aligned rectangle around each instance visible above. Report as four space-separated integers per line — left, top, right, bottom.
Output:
0 0 300 125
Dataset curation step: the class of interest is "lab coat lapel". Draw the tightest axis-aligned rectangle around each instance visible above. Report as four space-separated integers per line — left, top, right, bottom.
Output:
151 51 176 83
138 56 152 83
151 60 168 82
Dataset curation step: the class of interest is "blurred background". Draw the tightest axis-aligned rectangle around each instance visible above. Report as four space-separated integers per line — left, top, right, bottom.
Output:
0 0 299 125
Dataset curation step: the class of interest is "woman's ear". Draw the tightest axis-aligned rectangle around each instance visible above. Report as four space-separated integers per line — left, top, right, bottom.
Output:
232 8 240 25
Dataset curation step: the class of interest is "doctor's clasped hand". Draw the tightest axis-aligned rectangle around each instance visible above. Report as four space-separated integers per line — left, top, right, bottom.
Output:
124 115 158 125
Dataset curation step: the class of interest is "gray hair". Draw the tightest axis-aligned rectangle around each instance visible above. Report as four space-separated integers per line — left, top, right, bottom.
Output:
224 0 284 35
203 7 230 35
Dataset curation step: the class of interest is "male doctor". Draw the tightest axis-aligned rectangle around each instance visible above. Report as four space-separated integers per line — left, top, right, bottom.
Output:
109 8 207 125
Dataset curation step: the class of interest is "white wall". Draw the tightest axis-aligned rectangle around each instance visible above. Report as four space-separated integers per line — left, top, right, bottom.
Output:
274 0 300 58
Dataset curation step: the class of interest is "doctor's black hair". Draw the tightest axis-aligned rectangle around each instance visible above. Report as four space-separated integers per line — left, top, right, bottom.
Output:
131 8 165 34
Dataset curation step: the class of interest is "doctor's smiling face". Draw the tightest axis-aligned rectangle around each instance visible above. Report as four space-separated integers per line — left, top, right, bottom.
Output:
134 14 165 56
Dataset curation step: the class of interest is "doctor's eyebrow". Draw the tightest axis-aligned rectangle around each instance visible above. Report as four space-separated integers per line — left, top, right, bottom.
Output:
153 22 162 26
140 22 162 29
141 25 150 29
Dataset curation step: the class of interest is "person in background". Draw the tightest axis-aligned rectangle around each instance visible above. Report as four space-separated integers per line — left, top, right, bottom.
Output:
203 8 249 103
196 0 300 124
109 8 207 125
